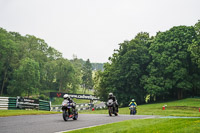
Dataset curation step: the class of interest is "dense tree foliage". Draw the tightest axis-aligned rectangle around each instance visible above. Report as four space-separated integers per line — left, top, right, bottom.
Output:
0 29 18 95
95 21 200 106
8 58 40 97
144 26 200 101
82 59 93 93
96 32 151 105
1 20 200 104
92 63 104 71
0 28 92 97
189 20 200 68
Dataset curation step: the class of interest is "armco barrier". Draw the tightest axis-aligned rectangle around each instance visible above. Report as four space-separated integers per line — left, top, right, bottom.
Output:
0 97 51 111
0 97 9 110
0 97 17 110
51 103 90 112
8 97 17 110
39 100 51 111
51 103 106 112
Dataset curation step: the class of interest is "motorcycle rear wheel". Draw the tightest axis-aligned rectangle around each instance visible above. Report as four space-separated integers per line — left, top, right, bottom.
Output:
73 112 78 120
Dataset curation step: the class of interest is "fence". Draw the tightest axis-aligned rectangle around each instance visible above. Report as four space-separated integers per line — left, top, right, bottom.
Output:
39 99 51 111
51 103 89 112
0 97 50 111
0 97 17 110
0 96 104 112
51 103 106 112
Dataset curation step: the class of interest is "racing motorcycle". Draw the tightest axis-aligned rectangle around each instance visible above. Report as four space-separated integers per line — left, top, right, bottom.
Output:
107 99 118 116
62 100 78 121
129 105 137 115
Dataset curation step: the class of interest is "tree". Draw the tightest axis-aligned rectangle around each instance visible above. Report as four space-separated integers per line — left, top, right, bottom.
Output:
70 55 82 93
55 58 76 92
46 46 62 60
92 63 104 71
8 58 40 97
42 60 58 91
93 70 102 96
0 27 83 97
97 32 151 105
144 26 200 100
188 20 200 96
0 28 18 95
189 20 200 68
82 59 93 93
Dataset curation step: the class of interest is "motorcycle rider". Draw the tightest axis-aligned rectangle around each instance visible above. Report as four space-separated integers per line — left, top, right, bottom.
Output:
108 93 119 112
129 99 137 107
129 99 137 114
63 94 76 113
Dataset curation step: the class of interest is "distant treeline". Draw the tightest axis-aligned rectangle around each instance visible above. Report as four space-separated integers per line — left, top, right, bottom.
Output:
71 58 104 71
92 63 104 71
0 28 100 97
94 20 200 105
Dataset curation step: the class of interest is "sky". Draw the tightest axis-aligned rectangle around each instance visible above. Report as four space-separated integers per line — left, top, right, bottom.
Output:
0 0 200 63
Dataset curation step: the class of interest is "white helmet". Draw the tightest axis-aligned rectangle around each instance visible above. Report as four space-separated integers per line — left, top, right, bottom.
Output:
63 94 70 99
109 93 113 97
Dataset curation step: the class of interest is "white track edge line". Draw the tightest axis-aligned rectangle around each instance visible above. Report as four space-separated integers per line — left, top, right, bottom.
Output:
55 123 112 133
55 116 156 133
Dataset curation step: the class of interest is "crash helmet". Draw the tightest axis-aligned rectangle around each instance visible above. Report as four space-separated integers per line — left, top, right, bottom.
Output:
131 99 135 102
63 94 70 99
109 93 113 97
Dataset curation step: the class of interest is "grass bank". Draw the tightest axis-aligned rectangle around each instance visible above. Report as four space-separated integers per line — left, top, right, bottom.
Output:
51 97 91 105
81 98 200 117
66 118 200 133
0 110 60 117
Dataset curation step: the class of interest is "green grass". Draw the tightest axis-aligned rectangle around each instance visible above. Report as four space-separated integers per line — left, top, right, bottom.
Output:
66 118 200 133
73 99 91 104
51 97 91 105
81 98 200 117
76 88 94 95
0 110 60 117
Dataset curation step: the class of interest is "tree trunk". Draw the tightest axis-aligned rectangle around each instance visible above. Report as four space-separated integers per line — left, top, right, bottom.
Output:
59 81 62 92
1 69 7 95
28 88 29 98
83 84 86 94
192 87 195 98
177 88 183 99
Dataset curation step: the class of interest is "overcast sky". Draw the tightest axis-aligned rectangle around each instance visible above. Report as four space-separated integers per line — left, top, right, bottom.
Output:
0 0 200 63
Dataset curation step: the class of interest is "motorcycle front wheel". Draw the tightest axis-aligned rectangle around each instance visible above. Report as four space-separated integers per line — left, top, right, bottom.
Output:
130 109 133 115
108 107 112 116
63 110 69 121
114 107 118 116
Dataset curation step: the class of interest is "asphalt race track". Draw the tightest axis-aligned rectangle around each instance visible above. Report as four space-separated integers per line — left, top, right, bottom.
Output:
0 114 156 133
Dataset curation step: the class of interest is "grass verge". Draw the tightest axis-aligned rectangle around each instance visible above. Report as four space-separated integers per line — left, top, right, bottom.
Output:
66 118 200 133
80 98 200 117
51 97 91 105
0 110 60 117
